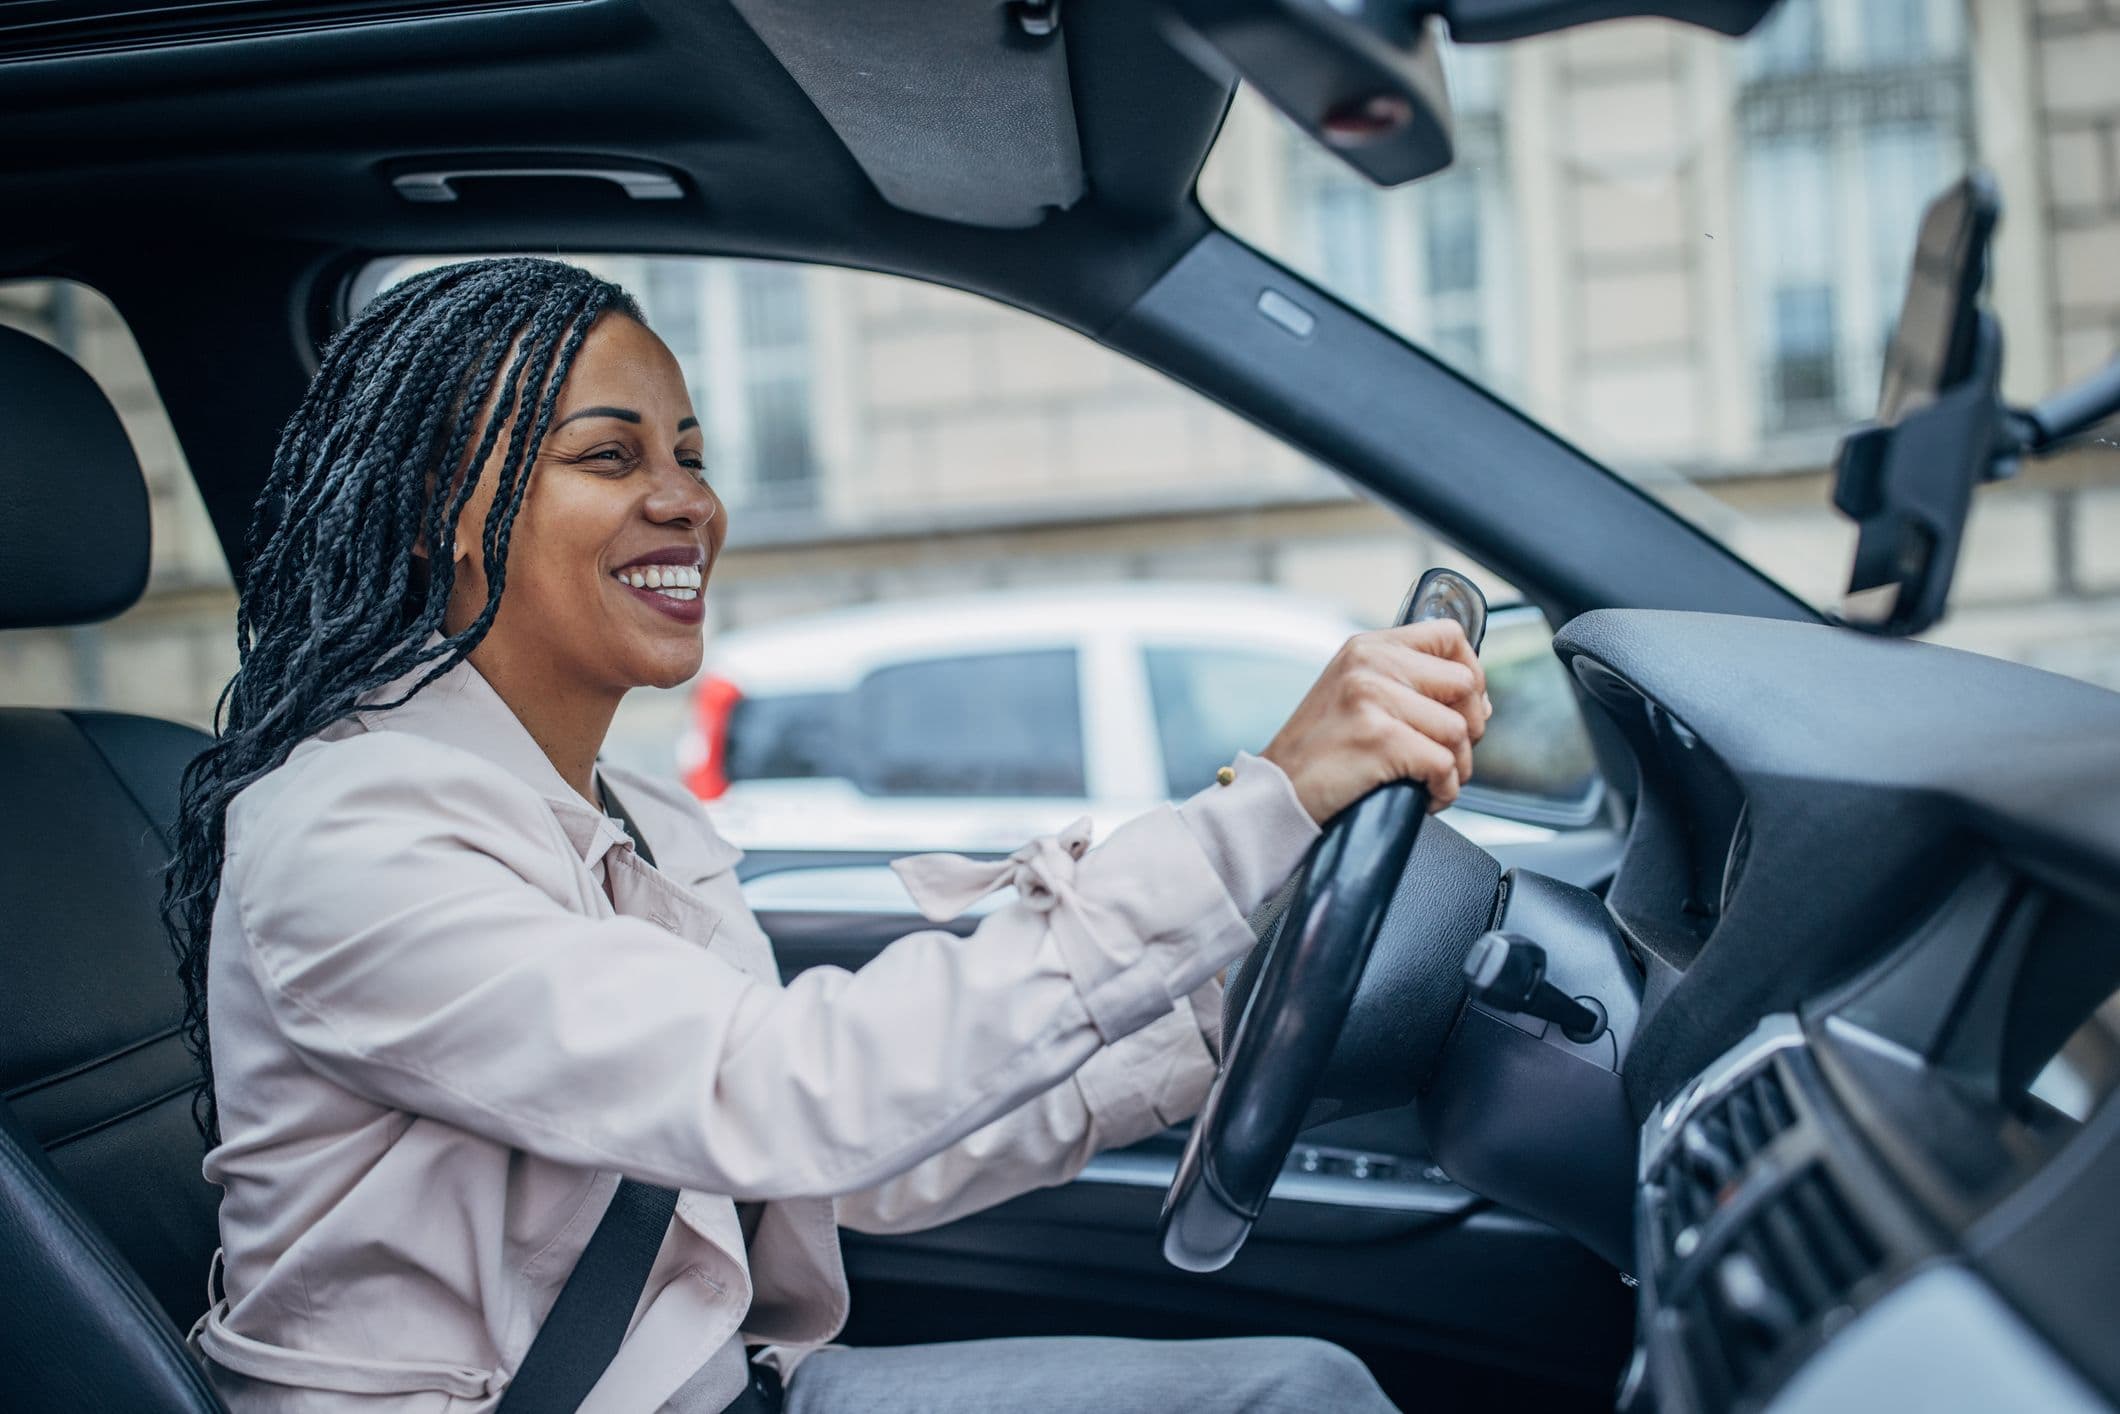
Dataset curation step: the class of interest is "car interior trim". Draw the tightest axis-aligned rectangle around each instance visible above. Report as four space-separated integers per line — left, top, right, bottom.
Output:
1078 1148 1478 1218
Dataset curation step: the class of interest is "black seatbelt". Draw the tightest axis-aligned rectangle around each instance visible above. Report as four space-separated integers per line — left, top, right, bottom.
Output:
493 779 680 1414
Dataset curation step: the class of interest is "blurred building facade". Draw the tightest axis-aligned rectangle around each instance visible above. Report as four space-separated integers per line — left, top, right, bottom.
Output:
2 0 2116 738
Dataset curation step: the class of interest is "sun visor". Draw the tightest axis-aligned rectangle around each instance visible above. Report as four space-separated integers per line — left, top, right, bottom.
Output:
726 0 1085 229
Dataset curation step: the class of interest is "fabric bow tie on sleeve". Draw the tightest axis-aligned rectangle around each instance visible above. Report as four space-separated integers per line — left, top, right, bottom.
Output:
890 817 1095 921
886 822 1170 1047
888 817 1171 1043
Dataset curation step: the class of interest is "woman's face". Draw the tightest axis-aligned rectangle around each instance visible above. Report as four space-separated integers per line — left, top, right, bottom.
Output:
444 312 726 693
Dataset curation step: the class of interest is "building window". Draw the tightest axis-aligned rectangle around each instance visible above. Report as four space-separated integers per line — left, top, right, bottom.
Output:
630 259 821 518
1738 0 1971 434
1281 43 1513 385
734 265 819 513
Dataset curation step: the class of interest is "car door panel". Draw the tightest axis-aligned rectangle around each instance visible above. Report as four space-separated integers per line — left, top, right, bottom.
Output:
837 1181 1631 1392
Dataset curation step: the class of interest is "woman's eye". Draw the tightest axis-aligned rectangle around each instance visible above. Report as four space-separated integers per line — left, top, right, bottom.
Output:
574 445 636 472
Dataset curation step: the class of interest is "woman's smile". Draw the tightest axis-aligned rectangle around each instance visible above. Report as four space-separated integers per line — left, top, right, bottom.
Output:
609 547 708 623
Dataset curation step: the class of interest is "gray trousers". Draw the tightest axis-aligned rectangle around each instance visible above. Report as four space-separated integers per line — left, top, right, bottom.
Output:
780 1336 1403 1413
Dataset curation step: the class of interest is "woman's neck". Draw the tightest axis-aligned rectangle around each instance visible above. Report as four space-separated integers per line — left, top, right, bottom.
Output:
465 640 621 804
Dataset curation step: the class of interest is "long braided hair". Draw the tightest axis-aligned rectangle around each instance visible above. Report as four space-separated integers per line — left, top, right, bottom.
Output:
163 256 645 1144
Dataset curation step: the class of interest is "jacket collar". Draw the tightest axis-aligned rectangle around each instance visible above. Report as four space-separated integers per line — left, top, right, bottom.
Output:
338 638 649 869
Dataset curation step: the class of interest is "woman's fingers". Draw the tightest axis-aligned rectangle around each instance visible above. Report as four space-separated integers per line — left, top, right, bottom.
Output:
1365 674 1474 806
1388 619 1486 690
1361 631 1490 747
1264 613 1497 826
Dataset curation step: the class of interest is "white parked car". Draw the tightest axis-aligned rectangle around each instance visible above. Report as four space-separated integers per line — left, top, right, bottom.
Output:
674 583 1600 856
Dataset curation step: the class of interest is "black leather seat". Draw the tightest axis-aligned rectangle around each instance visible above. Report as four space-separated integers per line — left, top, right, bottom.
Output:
0 324 230 1411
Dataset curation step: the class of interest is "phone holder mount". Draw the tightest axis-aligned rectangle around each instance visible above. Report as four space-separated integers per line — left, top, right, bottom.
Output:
1830 312 2005 638
1833 323 2120 638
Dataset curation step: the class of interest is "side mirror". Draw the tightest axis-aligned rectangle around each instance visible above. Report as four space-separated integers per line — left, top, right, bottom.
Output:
1457 605 1603 829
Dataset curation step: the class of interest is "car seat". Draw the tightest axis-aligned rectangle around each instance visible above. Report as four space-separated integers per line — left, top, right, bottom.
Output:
0 322 229 1411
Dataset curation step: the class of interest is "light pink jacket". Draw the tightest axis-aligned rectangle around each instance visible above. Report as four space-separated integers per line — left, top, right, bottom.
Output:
186 653 1320 1411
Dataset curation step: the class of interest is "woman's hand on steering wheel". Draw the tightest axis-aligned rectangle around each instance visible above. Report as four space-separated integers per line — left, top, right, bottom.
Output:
1160 571 1495 1274
1261 619 1491 824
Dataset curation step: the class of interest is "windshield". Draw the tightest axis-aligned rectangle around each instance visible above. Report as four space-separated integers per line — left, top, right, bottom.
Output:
1202 0 2120 687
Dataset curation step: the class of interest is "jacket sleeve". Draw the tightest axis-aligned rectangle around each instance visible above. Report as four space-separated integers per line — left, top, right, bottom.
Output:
223 735 1302 1202
837 752 1320 1233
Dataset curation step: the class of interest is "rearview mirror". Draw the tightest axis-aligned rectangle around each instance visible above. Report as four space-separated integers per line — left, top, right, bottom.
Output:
1166 0 1455 186
1429 1 1780 42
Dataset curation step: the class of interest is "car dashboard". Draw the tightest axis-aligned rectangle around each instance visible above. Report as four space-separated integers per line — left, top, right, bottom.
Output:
1546 611 2120 1414
1632 909 2119 1413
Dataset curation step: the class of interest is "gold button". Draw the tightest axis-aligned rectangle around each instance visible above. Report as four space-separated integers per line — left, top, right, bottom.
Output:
1216 765 1236 786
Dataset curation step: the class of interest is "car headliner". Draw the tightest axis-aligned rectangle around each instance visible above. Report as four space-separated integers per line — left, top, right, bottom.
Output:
2 2 1224 326
2 1 1231 565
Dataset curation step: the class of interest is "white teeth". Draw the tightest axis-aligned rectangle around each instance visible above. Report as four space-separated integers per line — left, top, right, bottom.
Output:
612 564 702 594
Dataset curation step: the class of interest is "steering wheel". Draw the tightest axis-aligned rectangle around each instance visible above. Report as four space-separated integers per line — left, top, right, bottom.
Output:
1159 568 1488 1272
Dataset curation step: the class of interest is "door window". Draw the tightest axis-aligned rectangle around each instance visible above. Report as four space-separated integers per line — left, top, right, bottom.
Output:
1144 646 1323 798
853 649 1085 798
726 691 847 782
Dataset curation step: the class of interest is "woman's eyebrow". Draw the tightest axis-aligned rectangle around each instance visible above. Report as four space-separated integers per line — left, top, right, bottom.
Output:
554 405 640 429
552 407 700 435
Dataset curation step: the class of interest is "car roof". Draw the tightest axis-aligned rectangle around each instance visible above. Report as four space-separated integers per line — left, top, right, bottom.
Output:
707 582 1360 691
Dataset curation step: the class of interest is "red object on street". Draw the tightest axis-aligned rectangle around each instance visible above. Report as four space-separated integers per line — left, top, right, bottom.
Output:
682 674 742 799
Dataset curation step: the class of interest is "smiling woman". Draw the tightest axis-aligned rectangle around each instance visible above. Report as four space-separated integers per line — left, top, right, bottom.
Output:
169 254 1488 1413
419 314 728 773
165 258 656 1145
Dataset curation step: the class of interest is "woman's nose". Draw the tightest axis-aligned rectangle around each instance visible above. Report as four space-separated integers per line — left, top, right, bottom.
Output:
645 458 720 531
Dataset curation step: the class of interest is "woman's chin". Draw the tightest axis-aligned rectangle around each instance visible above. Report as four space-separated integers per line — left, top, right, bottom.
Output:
621 637 705 692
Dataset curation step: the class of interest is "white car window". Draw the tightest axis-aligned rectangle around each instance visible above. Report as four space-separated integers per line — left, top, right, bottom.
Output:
1144 646 1323 799
855 649 1085 798
726 691 845 784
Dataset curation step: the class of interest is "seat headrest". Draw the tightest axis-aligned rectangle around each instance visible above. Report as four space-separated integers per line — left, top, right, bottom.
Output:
0 324 152 630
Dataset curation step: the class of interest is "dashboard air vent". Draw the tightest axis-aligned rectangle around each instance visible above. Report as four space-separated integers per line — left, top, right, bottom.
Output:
1649 1054 1891 1413
1656 1065 1798 1262
0 0 585 64
1679 1166 1884 1411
